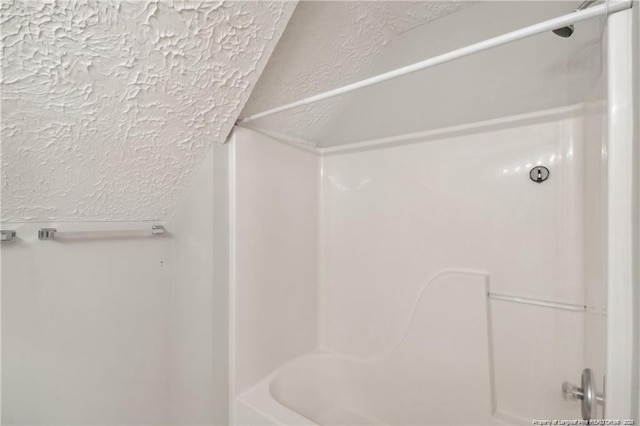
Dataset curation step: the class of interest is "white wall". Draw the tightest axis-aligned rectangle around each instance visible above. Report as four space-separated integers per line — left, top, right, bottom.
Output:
1 145 230 426
231 127 319 397
169 143 229 425
319 108 591 422
1 221 172 424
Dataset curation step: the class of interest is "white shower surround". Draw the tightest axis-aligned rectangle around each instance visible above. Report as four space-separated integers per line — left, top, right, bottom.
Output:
226 2 640 422
0 0 295 221
229 1 640 420
231 106 592 425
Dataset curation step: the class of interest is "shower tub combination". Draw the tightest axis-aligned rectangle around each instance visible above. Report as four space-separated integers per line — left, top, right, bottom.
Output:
238 272 494 425
231 103 600 425
228 2 637 425
229 1 637 425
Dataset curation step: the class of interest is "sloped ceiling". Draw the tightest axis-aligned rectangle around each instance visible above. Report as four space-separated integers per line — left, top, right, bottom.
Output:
1 0 296 221
241 1 600 148
240 0 469 146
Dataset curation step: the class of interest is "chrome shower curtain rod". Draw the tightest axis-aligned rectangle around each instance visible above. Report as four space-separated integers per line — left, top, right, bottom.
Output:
237 0 632 125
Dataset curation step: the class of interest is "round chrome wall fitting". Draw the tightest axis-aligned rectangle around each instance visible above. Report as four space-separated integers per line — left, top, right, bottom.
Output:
529 166 550 183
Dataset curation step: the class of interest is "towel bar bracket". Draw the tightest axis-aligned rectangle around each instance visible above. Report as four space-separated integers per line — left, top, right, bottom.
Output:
38 228 57 240
1 230 17 242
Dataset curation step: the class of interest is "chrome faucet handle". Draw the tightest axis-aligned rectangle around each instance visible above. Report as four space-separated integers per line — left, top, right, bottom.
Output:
562 381 583 401
561 368 605 421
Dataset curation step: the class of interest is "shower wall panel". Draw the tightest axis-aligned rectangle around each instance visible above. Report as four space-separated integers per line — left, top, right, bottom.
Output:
319 107 589 421
232 127 319 397
582 67 607 419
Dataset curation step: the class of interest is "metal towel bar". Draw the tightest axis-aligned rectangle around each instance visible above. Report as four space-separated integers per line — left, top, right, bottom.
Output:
38 225 166 240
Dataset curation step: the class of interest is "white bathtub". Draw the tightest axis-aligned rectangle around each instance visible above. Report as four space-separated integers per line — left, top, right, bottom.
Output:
237 272 504 425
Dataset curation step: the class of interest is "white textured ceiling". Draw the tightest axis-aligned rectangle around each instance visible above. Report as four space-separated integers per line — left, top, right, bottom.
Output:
241 1 602 148
240 0 469 146
321 1 602 147
1 0 295 221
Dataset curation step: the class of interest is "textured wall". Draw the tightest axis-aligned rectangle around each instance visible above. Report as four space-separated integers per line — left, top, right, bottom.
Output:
1 0 295 221
240 1 468 146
